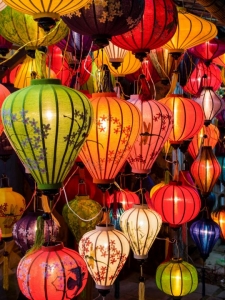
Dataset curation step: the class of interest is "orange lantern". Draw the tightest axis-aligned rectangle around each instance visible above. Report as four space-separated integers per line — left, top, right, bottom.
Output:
79 92 142 184
188 124 220 159
211 206 225 240
0 84 10 135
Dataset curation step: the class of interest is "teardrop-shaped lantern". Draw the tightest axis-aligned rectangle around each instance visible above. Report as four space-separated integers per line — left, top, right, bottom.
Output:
191 146 221 197
159 94 204 144
188 124 220 159
213 53 225 67
120 204 162 259
211 206 225 240
127 94 173 174
2 79 93 192
79 92 142 184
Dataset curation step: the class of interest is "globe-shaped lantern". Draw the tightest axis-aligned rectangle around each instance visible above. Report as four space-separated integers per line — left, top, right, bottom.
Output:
0 35 12 56
79 224 130 294
12 211 59 255
156 258 198 299
127 94 173 174
2 79 93 192
62 0 145 48
111 0 178 61
159 95 204 145
120 204 162 259
2 64 21 85
194 87 224 126
150 181 201 228
79 92 141 184
190 217 220 261
62 195 102 243
191 146 221 197
108 189 140 211
0 84 10 136
17 242 88 299
0 0 6 11
188 124 220 159
211 206 225 240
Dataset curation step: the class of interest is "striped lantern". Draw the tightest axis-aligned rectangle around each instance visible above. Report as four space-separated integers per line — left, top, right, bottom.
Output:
2 78 93 191
104 41 128 70
211 206 225 240
108 189 140 211
120 204 162 259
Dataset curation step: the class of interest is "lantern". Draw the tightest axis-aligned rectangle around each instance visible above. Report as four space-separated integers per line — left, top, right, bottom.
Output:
17 242 88 299
178 52 199 87
104 42 127 70
111 0 178 61
150 181 166 199
191 146 221 197
12 211 59 255
79 224 130 292
178 170 197 191
213 53 225 67
190 217 220 261
163 7 217 54
156 258 198 299
108 189 140 211
69 55 92 89
120 204 162 259
0 185 26 238
188 124 220 159
127 94 173 174
159 95 204 144
150 181 201 228
0 84 10 136
0 35 12 56
62 0 145 47
211 206 225 240
194 87 224 125
2 78 93 192
62 195 102 243
2 64 21 85
79 92 141 184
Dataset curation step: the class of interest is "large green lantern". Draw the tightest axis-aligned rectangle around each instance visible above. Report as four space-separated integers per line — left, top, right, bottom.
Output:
2 78 93 191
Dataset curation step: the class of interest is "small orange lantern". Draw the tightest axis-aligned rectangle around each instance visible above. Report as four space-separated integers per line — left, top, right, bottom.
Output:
211 206 225 240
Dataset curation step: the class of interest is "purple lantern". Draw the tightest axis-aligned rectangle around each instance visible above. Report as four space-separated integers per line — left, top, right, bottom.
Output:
0 35 12 56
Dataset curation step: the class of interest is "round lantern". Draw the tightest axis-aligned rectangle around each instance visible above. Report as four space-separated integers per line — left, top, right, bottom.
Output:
191 146 221 197
62 0 145 47
0 35 12 56
159 94 204 144
108 189 140 211
188 124 220 159
190 217 220 261
211 206 225 240
0 84 10 136
17 242 88 299
156 258 198 299
218 156 225 185
0 186 26 238
163 7 217 54
112 0 178 61
0 7 68 50
79 224 130 292
120 204 162 259
194 87 224 125
79 92 141 184
2 78 93 192
150 181 201 228
12 211 59 255
127 94 173 174
62 195 102 243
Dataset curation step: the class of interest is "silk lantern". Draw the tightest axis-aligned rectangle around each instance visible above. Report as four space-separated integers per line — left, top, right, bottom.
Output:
17 242 88 299
156 258 198 299
0 0 6 11
79 224 130 293
2 78 93 192
150 181 201 228
112 0 178 61
150 181 166 199
159 95 204 144
188 124 220 159
108 189 140 211
120 204 162 259
62 0 145 47
191 146 221 197
79 92 141 184
211 206 225 240
127 94 173 174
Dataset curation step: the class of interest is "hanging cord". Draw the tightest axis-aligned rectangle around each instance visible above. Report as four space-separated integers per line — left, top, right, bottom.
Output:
55 29 70 77
84 42 94 76
156 237 180 258
173 149 180 181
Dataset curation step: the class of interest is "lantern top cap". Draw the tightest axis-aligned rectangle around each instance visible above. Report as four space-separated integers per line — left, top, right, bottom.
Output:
169 181 182 186
171 257 183 263
177 7 187 13
31 78 62 86
133 204 148 209
96 224 115 231
41 241 64 252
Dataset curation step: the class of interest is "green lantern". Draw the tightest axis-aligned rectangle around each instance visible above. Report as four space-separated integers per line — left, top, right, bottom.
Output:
156 258 198 299
62 195 102 243
2 78 93 191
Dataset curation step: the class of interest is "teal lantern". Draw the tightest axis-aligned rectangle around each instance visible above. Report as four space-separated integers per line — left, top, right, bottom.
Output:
2 78 93 192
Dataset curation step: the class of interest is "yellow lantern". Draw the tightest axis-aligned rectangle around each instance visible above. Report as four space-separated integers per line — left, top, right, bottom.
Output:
104 42 128 70
150 181 166 199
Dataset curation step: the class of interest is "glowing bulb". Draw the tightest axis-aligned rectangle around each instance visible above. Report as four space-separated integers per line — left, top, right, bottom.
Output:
46 110 53 121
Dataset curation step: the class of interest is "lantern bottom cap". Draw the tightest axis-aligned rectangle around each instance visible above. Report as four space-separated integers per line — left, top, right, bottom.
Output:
131 169 150 175
134 254 148 260
96 284 111 290
33 12 60 21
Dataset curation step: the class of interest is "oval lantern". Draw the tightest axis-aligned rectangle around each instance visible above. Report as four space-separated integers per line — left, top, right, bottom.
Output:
120 204 162 259
211 206 225 240
159 94 204 144
188 124 220 159
79 224 130 293
17 242 88 299
156 258 198 298
108 189 140 211
62 195 102 243
79 92 142 184
150 181 201 228
2 78 93 192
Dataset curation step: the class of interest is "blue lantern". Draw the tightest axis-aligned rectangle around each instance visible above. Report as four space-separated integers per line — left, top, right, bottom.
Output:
109 202 124 231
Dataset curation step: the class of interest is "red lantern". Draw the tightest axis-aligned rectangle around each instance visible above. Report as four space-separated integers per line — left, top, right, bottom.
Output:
71 55 92 88
191 146 221 197
112 0 178 61
150 181 201 228
2 64 21 84
108 189 140 211
159 94 204 144
17 242 88 300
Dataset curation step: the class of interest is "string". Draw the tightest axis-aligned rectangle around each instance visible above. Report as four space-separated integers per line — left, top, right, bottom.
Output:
156 237 180 257
93 294 101 300
55 29 70 77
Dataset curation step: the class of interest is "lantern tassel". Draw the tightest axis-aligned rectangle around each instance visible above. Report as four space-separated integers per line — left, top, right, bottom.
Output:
41 195 60 227
3 250 9 290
